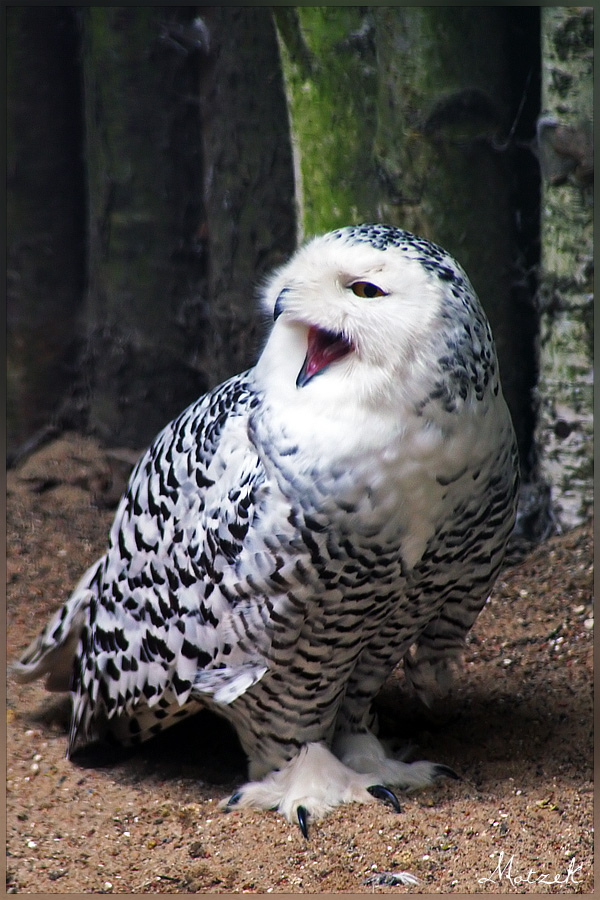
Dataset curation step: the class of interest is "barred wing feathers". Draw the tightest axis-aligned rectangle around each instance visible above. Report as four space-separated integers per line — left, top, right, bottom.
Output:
14 372 295 750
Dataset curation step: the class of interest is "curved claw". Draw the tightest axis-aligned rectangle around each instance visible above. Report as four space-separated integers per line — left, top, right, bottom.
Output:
297 805 309 839
434 764 461 781
224 790 243 811
366 784 402 813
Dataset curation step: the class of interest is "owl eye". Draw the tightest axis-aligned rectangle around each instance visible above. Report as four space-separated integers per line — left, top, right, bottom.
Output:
349 281 386 299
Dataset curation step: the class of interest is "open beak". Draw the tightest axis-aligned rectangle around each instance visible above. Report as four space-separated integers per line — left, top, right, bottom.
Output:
296 326 354 388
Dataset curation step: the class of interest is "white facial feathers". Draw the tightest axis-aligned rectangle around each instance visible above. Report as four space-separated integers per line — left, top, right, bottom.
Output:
255 227 482 414
263 232 443 357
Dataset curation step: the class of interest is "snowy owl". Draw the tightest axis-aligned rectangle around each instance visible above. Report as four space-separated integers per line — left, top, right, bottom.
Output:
14 224 519 836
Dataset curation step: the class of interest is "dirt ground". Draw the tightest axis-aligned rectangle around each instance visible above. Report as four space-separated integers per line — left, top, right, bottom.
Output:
5 434 594 893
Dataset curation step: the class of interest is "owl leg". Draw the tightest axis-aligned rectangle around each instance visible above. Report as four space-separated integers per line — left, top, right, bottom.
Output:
332 729 458 788
402 607 475 709
220 741 405 836
331 652 458 791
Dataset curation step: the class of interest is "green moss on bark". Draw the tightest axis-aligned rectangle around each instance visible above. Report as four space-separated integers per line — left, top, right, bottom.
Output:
276 7 380 238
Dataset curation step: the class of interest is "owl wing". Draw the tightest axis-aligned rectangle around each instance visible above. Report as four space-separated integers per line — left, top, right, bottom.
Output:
14 371 307 747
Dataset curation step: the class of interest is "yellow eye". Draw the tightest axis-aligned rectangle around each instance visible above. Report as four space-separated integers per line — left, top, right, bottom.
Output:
350 281 386 298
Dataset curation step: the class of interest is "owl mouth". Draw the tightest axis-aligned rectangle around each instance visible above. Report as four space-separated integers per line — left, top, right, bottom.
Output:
296 326 354 388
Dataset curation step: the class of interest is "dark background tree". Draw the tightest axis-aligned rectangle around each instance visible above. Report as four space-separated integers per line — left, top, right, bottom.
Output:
6 6 593 534
198 6 297 389
7 6 296 457
81 6 209 446
7 7 86 453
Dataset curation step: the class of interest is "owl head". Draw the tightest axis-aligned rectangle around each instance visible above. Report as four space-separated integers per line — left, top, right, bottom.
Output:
256 225 498 416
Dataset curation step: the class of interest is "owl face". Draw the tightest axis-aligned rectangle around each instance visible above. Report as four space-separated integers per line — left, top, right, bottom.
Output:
257 226 474 410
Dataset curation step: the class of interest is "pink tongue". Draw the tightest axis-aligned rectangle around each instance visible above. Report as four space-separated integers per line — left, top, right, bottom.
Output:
296 326 353 387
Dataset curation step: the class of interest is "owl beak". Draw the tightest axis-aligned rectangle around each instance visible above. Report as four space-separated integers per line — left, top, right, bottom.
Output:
296 326 354 388
273 290 289 321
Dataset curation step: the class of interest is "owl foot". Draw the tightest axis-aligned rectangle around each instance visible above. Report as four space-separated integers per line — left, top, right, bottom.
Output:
220 741 401 837
293 788 402 838
366 783 402 812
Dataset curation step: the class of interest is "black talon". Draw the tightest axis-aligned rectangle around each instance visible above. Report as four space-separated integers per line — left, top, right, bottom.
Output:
367 784 402 813
297 805 309 839
434 764 462 781
225 790 243 810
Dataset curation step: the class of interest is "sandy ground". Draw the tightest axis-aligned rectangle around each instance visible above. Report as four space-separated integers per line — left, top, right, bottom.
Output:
5 434 594 893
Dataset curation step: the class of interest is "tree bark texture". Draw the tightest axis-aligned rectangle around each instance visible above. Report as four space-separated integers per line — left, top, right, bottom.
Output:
8 6 563 494
81 7 209 446
199 6 297 387
537 7 593 525
274 7 380 239
7 7 86 457
374 7 542 477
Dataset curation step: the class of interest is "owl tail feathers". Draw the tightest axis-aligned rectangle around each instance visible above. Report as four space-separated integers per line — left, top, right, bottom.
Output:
11 592 91 692
66 693 94 758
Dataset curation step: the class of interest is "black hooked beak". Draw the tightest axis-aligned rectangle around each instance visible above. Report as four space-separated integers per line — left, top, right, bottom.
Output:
273 288 290 321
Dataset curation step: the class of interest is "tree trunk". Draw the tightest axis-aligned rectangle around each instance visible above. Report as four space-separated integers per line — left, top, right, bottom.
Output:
81 8 297 445
537 7 593 527
81 7 209 447
7 7 86 459
373 7 542 479
274 6 382 240
199 6 297 386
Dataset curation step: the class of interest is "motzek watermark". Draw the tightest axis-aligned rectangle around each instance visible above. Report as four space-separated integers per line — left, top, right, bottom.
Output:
478 851 583 888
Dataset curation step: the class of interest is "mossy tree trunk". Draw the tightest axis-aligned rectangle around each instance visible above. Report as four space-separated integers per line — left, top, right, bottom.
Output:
7 7 86 459
274 7 380 240
374 7 542 480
